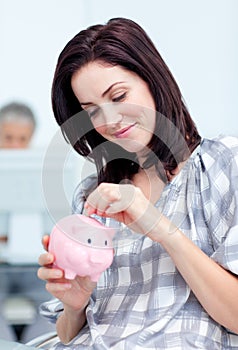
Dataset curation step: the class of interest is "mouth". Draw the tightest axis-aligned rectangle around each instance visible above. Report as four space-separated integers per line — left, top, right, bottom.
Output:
113 123 137 138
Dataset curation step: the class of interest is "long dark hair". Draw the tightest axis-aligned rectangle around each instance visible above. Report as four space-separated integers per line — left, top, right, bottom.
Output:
52 17 201 184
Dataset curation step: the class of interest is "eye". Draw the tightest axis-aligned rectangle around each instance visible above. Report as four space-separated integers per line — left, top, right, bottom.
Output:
112 92 126 102
87 107 99 119
105 240 108 246
87 238 92 244
6 135 13 141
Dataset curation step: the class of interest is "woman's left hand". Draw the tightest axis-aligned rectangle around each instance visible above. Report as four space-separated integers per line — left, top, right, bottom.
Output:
84 182 168 238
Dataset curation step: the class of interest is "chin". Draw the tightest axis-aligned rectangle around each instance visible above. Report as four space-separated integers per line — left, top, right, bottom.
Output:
114 138 147 154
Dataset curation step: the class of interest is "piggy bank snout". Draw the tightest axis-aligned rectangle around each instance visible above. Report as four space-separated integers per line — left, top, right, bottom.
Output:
89 249 112 264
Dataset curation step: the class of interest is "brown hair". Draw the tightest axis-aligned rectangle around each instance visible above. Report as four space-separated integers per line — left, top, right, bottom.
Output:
52 17 201 183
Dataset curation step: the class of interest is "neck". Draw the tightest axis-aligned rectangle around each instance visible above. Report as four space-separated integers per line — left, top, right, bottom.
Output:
132 166 166 204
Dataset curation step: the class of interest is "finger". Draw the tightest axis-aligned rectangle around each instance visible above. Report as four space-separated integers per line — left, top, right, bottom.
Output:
45 281 72 293
104 202 122 215
105 185 137 214
86 184 120 215
38 252 54 266
42 235 50 251
37 266 63 281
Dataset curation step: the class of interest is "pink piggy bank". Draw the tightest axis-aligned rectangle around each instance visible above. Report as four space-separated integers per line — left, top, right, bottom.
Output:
48 214 115 282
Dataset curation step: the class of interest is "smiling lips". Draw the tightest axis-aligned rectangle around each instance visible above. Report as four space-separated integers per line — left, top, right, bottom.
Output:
113 123 136 138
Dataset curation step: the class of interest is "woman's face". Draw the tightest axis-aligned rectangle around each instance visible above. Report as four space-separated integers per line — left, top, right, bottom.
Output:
71 61 156 155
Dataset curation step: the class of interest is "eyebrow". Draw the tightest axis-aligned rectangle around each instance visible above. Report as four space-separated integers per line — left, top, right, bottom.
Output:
80 82 125 106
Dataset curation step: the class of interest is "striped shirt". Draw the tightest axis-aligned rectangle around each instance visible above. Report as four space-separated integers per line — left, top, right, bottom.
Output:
40 135 238 349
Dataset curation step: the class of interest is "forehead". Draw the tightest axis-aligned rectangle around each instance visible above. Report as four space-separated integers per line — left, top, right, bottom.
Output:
0 121 33 135
71 62 136 101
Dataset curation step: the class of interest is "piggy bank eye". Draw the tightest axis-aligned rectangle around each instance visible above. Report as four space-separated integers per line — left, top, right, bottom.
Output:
105 240 108 246
87 238 92 244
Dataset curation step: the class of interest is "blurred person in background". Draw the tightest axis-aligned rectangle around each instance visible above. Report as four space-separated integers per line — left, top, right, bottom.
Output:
0 101 36 149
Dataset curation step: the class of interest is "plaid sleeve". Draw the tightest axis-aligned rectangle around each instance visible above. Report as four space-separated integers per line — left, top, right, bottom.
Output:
72 174 98 214
39 298 64 324
201 136 238 275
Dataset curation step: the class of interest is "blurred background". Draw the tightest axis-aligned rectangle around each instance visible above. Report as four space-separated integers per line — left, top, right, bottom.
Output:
0 0 237 345
1 0 238 144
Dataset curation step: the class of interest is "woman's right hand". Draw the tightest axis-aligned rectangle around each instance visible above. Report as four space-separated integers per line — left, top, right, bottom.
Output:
37 235 96 312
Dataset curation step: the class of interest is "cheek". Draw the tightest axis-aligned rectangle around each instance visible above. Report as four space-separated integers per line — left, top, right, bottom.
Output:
95 124 108 137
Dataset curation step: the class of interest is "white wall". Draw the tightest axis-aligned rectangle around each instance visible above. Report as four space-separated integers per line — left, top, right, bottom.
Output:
1 0 238 147
84 0 238 138
0 0 89 146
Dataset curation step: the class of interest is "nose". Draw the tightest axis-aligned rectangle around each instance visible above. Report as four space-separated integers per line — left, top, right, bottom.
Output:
100 103 123 128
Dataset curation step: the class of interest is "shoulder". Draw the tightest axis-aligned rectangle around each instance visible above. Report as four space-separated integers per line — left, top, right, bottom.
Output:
199 135 238 171
194 136 238 247
72 174 98 214
191 135 238 216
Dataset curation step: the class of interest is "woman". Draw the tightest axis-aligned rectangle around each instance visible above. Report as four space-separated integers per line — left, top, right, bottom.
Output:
38 18 238 349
